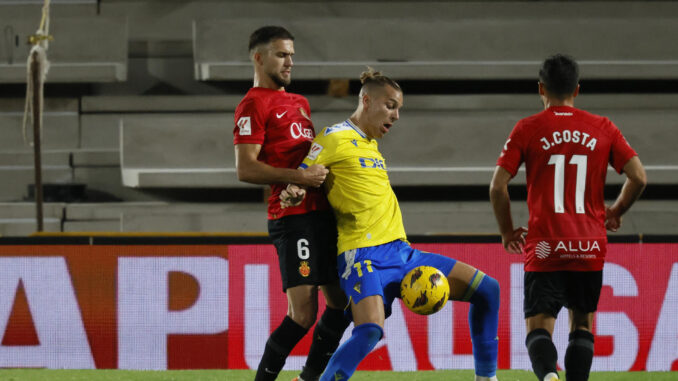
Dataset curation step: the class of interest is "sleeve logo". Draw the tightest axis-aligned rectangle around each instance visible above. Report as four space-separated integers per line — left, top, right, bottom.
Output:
237 116 251 136
307 142 324 160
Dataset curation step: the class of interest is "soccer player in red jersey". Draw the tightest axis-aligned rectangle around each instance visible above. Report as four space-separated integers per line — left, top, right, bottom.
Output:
490 54 646 381
233 26 349 381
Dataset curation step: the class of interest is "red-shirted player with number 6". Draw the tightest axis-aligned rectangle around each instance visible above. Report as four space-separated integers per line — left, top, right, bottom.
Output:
233 26 349 381
490 54 647 381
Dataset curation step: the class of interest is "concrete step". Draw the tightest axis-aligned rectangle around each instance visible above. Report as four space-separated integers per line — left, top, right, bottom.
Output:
0 15 127 83
195 14 678 80
54 200 678 236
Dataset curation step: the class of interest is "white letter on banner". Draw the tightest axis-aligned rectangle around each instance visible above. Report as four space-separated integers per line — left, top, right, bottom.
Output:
510 263 530 370
428 301 474 369
244 264 270 369
383 301 416 370
510 264 569 370
647 263 678 371
0 257 95 368
593 263 639 371
117 257 228 370
244 264 317 370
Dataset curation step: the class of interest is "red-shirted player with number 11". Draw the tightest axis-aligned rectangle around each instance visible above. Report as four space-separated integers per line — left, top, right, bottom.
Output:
233 26 349 381
490 54 646 381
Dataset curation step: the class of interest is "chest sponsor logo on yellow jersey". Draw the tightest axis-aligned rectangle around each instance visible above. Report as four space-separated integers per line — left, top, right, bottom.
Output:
359 157 385 169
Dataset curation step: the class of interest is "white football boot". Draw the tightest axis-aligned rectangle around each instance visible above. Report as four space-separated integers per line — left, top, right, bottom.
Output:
475 375 498 381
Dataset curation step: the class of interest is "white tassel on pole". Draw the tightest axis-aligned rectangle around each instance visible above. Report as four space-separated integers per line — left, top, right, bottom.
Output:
22 0 52 233
22 0 52 147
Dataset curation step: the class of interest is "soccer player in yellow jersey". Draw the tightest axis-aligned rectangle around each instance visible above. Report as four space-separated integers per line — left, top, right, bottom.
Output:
281 68 500 381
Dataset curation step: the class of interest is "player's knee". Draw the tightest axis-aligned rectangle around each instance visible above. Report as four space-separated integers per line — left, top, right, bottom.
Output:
353 322 383 344
288 304 318 329
321 283 348 310
474 274 500 311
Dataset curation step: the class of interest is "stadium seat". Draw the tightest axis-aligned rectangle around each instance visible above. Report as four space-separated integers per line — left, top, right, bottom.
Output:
194 15 678 81
0 202 64 235
62 202 267 233
98 94 678 188
0 12 127 83
53 200 678 236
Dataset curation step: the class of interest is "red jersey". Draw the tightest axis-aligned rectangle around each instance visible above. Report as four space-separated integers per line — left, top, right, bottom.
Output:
233 87 330 219
497 106 637 272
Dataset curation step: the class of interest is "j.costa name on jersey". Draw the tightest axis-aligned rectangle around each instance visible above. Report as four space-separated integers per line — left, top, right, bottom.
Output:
540 130 598 151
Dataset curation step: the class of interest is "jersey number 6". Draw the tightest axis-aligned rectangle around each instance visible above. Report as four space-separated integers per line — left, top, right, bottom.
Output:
297 238 310 260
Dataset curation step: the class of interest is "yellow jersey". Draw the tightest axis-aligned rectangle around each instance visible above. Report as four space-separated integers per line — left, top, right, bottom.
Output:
301 119 406 254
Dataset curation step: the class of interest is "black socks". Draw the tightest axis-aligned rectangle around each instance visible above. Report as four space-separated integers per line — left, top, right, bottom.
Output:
300 307 351 381
526 328 595 381
255 316 310 381
564 330 595 381
526 328 558 380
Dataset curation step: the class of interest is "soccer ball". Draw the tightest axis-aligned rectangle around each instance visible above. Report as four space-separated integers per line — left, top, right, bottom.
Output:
400 266 450 315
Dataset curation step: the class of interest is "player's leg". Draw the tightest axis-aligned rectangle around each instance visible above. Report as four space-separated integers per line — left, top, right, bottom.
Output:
564 310 594 381
298 281 349 381
524 271 565 381
446 261 500 381
525 314 558 381
320 245 398 381
257 214 319 381
400 242 499 380
256 284 317 381
298 211 350 381
319 295 385 381
563 270 601 381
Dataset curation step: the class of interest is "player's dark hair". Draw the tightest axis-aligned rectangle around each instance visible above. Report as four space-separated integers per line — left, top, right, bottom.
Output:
359 67 401 95
248 26 294 52
539 54 579 99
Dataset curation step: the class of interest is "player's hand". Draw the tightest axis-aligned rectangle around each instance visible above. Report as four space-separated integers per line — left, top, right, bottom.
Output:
502 226 527 254
605 205 622 232
280 184 306 209
298 164 329 188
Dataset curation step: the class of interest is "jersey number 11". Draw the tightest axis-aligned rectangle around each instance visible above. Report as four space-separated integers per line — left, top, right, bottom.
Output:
548 154 587 214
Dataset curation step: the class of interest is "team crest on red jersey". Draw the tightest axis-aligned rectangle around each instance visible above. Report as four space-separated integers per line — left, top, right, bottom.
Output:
299 107 311 121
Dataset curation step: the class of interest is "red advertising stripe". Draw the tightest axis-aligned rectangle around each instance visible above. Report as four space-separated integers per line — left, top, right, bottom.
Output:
0 241 675 371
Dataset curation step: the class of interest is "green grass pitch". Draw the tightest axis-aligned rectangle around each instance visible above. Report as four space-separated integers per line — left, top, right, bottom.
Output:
0 370 675 381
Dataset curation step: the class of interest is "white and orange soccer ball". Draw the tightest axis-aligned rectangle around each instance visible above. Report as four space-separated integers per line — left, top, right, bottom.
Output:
400 266 450 315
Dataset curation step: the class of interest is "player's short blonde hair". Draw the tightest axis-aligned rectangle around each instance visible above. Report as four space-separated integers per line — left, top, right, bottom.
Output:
359 67 401 95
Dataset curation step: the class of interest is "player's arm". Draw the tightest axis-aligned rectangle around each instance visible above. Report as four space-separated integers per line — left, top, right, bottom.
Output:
281 135 336 207
490 166 527 254
605 156 647 232
235 143 328 187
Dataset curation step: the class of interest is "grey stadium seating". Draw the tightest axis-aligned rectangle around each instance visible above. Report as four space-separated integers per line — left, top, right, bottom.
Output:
1 0 678 236
3 90 678 235
0 200 669 236
194 15 678 81
99 94 678 188
0 8 128 83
